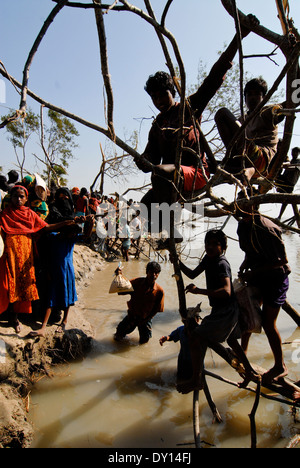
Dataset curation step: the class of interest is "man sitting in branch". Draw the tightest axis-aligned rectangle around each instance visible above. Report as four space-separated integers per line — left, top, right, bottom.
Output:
134 15 259 238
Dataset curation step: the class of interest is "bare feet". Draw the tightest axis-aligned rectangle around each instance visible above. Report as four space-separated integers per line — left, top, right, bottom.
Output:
12 320 21 334
293 391 300 403
262 365 288 385
56 323 66 334
238 370 261 389
27 329 46 338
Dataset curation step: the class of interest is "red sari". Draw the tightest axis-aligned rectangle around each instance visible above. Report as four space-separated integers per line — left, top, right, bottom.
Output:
0 206 47 315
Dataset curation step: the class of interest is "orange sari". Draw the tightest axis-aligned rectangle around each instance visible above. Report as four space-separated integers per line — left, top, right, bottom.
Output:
0 205 47 315
0 234 39 314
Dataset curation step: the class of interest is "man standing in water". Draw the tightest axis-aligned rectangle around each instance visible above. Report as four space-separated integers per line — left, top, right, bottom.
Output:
114 262 165 344
237 208 291 384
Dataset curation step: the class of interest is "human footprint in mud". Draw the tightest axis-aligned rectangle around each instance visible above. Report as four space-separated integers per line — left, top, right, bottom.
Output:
175 229 258 394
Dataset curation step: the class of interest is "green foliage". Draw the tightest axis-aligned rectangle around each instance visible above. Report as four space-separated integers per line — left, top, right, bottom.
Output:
187 57 253 161
4 109 40 148
43 110 79 185
1 108 40 176
187 52 284 161
2 107 79 186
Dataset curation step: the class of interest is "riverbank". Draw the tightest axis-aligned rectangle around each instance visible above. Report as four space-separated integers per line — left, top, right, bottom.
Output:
0 244 106 448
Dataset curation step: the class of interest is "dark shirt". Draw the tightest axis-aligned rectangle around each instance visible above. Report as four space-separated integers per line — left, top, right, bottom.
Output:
138 51 233 172
169 325 191 363
281 159 300 189
237 215 289 271
199 254 234 308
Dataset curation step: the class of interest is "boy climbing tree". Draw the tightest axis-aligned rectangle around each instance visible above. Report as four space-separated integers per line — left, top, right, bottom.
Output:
134 15 259 236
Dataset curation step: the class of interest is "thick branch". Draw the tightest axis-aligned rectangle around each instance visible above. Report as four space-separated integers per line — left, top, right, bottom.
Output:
221 0 290 52
222 42 300 167
93 0 115 139
0 68 142 161
20 0 69 113
51 0 127 10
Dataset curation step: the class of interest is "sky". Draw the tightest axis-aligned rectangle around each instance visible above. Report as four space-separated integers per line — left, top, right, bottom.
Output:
0 0 300 200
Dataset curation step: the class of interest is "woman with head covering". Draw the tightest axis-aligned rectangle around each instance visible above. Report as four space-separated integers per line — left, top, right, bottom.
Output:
47 187 75 223
21 174 49 220
0 185 77 333
28 215 94 337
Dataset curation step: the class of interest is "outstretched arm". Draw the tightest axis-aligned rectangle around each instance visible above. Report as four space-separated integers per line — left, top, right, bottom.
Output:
179 260 205 280
189 14 259 116
186 276 232 301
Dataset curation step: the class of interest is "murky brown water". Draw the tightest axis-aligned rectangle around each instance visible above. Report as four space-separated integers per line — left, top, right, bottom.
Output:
29 219 300 448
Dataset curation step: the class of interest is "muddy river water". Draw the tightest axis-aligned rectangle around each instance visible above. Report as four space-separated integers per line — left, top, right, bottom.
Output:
29 219 300 449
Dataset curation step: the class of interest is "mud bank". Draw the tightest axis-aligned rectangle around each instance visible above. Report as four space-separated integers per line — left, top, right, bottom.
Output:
0 244 105 448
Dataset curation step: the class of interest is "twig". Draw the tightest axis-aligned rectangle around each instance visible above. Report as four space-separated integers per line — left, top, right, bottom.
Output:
193 390 201 448
249 376 262 449
161 0 174 28
286 435 300 449
204 369 300 408
39 105 61 187
232 0 245 122
222 42 300 166
276 0 290 35
20 0 69 114
93 0 115 140
0 68 141 161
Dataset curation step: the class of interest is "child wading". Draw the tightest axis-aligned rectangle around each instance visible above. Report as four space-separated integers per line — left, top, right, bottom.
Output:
160 309 202 383
175 229 258 394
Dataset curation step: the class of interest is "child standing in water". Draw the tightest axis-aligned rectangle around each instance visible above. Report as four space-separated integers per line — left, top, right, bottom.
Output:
160 309 202 383
175 229 258 394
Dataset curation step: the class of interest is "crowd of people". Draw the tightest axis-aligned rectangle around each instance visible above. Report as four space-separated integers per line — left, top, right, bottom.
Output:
0 172 141 336
113 218 299 402
0 164 298 398
0 13 299 406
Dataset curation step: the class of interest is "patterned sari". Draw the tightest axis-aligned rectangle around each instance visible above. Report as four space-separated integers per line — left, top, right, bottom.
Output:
0 205 47 314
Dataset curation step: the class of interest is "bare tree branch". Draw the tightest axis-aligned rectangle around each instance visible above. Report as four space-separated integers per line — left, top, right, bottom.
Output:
20 0 69 114
0 67 141 161
93 0 115 140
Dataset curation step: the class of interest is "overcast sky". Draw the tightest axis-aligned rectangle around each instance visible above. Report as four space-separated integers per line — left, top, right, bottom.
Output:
0 0 299 198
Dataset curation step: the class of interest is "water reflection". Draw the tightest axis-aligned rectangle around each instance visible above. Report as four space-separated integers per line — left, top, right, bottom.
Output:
30 221 300 448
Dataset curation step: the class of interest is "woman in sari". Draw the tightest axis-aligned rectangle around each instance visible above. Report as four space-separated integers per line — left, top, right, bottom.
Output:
0 186 75 333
